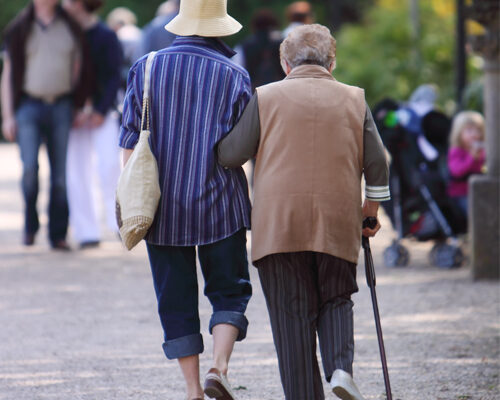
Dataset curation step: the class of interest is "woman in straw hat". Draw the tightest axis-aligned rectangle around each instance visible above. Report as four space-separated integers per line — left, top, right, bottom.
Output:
120 1 251 399
218 24 390 400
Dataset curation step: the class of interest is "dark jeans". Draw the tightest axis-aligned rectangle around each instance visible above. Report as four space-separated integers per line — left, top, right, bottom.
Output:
146 228 252 359
15 96 73 243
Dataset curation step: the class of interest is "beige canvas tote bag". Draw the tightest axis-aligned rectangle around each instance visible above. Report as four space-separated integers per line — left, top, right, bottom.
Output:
116 51 161 250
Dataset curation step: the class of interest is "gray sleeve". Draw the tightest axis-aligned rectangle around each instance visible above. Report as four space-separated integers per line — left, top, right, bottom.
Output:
363 104 391 201
217 93 261 168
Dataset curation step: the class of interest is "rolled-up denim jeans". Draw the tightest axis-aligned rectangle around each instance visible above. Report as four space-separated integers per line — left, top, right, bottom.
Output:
146 228 252 360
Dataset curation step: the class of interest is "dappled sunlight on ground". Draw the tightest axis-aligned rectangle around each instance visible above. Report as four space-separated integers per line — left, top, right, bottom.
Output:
0 143 499 399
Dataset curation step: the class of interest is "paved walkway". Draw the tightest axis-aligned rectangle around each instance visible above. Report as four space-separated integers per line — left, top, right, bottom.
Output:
0 143 498 400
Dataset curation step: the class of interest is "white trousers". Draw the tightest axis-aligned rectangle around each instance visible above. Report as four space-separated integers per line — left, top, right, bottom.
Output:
66 112 121 243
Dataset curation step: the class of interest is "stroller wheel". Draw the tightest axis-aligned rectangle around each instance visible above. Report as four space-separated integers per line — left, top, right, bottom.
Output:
383 241 410 267
429 243 464 269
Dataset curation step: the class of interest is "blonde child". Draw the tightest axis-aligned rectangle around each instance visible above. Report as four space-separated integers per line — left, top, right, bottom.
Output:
447 111 486 216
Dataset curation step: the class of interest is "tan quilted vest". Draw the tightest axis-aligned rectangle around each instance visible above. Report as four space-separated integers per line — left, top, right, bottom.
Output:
252 65 366 263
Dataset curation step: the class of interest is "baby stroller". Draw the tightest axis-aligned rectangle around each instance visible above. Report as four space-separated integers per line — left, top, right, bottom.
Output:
372 99 466 269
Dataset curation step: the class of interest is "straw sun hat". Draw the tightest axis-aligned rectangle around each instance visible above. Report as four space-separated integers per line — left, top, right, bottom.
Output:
165 0 242 37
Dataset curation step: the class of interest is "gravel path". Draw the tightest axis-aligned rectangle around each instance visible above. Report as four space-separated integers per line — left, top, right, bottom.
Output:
0 143 498 400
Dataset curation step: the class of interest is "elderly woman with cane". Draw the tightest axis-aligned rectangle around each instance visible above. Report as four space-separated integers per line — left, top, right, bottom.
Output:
218 24 390 400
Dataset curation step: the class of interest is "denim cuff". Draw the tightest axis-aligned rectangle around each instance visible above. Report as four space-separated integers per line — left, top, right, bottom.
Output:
209 311 249 341
162 333 204 360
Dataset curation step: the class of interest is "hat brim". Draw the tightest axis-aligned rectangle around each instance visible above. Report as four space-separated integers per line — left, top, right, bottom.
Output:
165 14 242 37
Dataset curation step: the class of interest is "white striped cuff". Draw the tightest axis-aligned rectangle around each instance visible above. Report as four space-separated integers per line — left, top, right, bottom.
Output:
365 185 391 201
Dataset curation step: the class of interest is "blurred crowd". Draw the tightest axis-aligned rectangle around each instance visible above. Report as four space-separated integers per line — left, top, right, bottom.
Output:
0 0 486 252
0 0 182 250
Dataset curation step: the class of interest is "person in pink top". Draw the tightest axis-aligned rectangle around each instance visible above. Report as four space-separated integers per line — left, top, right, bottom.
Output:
447 110 486 216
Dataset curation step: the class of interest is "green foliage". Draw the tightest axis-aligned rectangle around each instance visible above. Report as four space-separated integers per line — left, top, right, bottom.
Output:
0 0 25 34
333 1 481 109
0 0 477 112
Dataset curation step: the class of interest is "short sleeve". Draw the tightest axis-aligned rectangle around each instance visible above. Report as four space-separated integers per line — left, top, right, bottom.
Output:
119 61 144 149
231 71 252 126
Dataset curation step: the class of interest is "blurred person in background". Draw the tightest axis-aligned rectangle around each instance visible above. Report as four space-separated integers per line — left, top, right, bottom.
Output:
106 6 141 111
63 0 123 249
135 0 179 59
447 111 486 218
233 9 285 92
120 0 252 398
217 24 390 400
282 1 314 38
1 0 91 250
106 7 141 86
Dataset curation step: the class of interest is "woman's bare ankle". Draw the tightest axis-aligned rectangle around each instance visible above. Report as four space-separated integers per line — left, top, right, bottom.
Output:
186 384 204 399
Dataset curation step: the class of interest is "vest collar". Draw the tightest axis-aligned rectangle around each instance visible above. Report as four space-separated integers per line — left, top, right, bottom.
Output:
285 64 336 81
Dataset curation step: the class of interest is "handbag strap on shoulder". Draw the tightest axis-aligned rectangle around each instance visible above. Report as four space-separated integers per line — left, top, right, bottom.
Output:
141 51 157 132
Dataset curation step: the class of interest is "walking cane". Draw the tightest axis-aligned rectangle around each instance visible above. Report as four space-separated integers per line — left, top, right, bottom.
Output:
362 217 393 400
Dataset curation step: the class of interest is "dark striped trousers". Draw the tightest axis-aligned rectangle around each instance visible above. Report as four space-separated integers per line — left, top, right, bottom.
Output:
255 252 359 400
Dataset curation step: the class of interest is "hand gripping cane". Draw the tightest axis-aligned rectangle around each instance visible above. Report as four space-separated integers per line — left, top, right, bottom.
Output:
362 217 393 400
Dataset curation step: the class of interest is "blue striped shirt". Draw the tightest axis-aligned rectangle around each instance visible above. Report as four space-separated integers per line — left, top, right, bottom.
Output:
119 36 252 246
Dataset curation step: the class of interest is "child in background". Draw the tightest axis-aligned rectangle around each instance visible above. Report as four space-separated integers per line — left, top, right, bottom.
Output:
447 111 486 217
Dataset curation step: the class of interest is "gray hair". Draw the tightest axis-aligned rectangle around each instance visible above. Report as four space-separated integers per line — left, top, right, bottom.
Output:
280 24 336 70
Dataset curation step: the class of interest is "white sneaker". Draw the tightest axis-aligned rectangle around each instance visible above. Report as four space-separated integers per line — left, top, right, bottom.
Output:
204 368 236 400
330 369 365 400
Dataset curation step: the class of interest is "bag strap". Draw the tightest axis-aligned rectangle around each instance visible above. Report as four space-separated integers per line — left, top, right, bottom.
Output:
141 51 157 132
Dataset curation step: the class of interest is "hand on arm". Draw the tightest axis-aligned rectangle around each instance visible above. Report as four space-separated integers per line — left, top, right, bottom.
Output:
1 54 17 142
